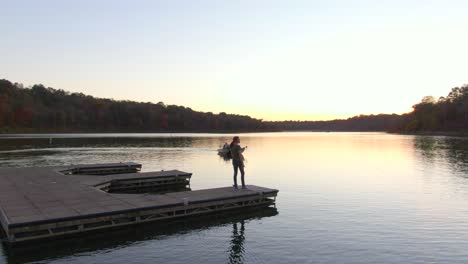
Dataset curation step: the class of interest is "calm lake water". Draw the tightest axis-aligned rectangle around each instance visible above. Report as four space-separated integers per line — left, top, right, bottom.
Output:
0 132 468 264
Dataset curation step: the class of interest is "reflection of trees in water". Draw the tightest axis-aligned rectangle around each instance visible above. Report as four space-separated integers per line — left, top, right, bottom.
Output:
0 137 198 150
414 136 468 175
228 220 245 264
0 136 235 151
414 136 441 160
0 136 234 167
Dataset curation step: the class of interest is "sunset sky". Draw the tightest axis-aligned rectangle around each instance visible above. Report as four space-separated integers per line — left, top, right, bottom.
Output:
1 0 468 121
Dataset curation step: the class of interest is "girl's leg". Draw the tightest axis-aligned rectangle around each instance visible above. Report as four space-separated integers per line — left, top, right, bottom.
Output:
233 164 239 187
239 165 245 187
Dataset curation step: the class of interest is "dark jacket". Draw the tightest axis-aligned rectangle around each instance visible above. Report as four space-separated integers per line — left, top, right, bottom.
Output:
230 144 244 164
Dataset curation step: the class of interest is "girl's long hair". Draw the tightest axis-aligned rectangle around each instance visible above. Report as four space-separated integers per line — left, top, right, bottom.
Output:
230 136 239 149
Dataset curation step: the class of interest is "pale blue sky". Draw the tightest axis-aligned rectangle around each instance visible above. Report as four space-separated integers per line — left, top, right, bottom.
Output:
1 0 467 120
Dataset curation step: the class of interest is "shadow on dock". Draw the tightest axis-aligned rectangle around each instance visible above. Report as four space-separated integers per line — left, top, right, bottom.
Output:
1 207 278 264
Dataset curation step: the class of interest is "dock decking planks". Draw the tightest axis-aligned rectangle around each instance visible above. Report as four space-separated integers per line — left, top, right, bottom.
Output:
0 163 278 243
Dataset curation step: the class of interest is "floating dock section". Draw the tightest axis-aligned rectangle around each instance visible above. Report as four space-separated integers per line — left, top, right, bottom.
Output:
0 162 278 243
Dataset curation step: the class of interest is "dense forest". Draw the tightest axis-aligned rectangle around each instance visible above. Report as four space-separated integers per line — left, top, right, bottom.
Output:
266 114 405 132
398 85 468 132
0 79 466 133
0 79 265 133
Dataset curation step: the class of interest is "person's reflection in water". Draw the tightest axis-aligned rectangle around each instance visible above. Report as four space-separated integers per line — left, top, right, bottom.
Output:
228 220 245 264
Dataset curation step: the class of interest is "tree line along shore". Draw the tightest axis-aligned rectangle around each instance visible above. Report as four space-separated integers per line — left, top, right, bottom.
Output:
0 79 467 134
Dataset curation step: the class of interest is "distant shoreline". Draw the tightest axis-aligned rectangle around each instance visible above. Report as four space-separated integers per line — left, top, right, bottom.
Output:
392 131 468 137
1 130 467 138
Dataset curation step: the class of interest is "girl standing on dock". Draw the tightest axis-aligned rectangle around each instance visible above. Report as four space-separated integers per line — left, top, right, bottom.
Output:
230 136 247 189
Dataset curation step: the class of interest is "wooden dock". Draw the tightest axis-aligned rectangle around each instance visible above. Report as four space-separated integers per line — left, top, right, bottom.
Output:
5 207 278 263
59 162 142 175
0 162 278 243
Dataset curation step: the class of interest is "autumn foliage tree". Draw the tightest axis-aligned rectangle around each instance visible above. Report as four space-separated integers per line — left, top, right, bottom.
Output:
0 79 265 133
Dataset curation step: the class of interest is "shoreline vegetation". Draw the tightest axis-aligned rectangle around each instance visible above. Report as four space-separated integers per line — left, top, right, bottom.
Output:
0 79 467 135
